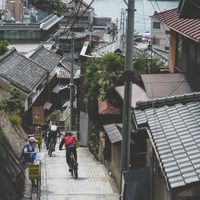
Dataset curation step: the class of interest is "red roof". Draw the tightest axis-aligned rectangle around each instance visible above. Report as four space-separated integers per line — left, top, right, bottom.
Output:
98 101 121 115
151 9 200 42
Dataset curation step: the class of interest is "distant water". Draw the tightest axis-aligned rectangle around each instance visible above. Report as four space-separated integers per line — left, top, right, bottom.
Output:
85 0 179 35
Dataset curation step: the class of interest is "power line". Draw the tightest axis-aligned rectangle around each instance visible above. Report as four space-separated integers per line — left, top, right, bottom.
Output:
189 0 200 10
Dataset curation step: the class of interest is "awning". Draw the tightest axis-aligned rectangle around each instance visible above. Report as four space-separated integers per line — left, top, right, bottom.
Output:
52 86 60 94
103 124 122 144
44 102 52 110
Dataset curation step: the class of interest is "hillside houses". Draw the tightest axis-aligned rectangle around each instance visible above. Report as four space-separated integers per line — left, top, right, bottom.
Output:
150 8 200 92
0 45 80 129
96 4 200 199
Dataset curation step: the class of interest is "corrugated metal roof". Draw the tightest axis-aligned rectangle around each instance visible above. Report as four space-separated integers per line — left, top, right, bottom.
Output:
115 83 149 108
133 92 200 190
141 74 192 99
103 124 122 144
151 9 200 43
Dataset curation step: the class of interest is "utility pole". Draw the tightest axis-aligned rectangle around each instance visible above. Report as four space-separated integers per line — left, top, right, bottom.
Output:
70 32 75 131
122 9 125 37
119 0 136 199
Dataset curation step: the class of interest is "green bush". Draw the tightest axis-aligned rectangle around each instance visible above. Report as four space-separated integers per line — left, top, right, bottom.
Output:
8 113 22 127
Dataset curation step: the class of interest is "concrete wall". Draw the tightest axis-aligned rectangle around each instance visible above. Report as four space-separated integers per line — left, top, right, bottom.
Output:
175 183 200 199
154 159 171 200
111 142 121 189
98 131 105 164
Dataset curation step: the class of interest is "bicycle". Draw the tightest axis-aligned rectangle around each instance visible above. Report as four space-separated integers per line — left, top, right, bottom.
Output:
48 138 54 157
69 151 78 179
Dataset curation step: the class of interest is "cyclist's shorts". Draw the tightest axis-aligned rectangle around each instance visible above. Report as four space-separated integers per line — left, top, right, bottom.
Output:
66 144 76 150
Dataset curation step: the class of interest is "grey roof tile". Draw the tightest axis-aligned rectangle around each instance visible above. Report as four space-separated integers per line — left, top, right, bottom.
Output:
103 124 122 144
0 48 47 93
29 45 61 72
133 92 200 190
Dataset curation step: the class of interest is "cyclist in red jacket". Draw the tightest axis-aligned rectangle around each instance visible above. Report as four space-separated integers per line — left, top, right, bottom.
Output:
59 131 80 172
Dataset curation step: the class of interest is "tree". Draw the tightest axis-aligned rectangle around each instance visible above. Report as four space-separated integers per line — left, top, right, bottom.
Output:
0 88 23 113
0 35 8 55
29 0 70 16
82 53 125 121
133 52 161 75
82 52 163 121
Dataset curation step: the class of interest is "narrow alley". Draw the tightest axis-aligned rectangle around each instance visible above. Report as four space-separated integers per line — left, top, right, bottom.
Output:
40 140 119 200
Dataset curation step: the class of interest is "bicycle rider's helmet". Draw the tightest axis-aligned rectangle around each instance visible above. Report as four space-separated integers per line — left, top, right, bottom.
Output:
65 131 72 137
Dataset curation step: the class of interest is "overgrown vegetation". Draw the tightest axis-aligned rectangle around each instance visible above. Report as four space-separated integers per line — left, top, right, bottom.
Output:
82 53 125 120
133 53 161 75
0 88 23 127
7 113 22 127
0 35 8 56
82 52 163 122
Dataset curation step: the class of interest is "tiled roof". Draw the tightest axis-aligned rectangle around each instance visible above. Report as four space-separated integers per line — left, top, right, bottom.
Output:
91 34 125 58
133 92 200 190
29 45 61 72
103 124 122 143
151 9 200 42
0 48 48 93
58 59 81 79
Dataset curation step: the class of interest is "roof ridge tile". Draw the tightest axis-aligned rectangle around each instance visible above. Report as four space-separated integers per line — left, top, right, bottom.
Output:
135 92 200 109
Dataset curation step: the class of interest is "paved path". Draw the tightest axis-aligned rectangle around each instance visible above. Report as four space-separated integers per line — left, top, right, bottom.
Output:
40 141 119 200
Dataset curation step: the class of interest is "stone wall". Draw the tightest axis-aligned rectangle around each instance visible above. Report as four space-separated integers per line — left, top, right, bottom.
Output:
0 111 28 200
88 123 99 159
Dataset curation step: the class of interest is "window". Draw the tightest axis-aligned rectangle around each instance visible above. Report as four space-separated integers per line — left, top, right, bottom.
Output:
165 46 169 50
153 22 160 29
152 38 160 45
165 30 170 35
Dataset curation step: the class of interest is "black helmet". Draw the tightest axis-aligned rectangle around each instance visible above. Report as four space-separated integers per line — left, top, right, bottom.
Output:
65 131 72 137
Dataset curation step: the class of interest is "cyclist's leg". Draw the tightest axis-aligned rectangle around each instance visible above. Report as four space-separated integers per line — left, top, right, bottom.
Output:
47 136 51 150
65 148 69 163
53 136 57 151
73 147 77 162
66 147 72 169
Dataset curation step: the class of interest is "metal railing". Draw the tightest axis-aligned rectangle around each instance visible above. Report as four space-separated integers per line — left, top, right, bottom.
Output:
60 102 70 121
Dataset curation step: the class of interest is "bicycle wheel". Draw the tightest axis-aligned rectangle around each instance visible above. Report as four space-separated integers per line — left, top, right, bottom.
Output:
73 158 78 179
70 156 74 176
